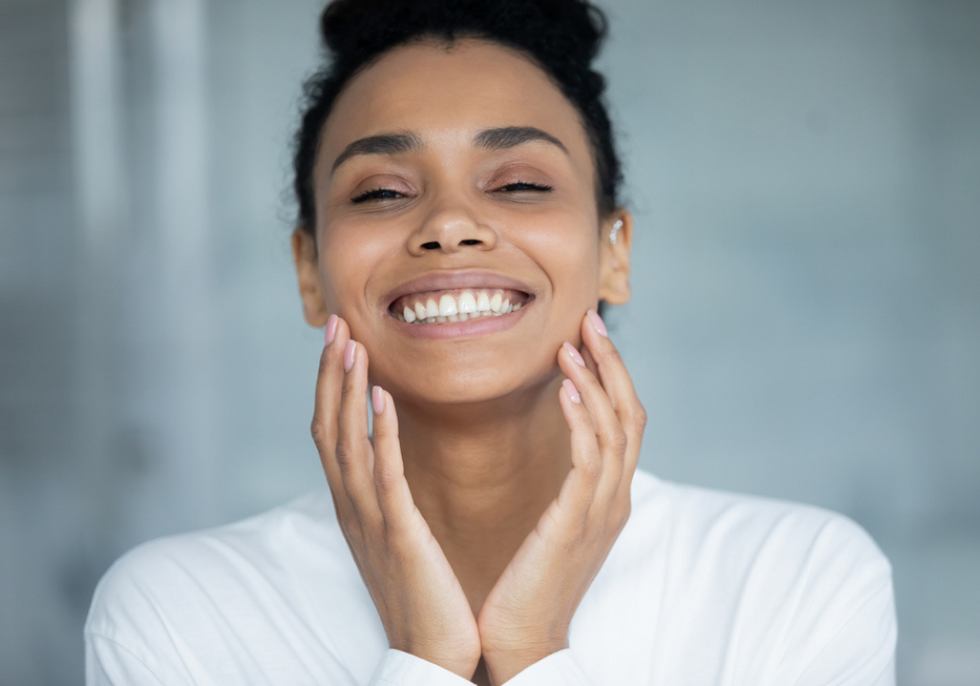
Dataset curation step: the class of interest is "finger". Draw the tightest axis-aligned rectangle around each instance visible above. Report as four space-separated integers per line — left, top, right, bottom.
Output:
559 342 627 483
312 315 349 490
371 386 416 528
336 338 380 516
580 310 647 472
556 378 601 517
580 338 600 379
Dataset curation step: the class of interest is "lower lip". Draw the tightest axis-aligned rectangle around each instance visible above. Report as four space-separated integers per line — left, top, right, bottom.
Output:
387 303 531 339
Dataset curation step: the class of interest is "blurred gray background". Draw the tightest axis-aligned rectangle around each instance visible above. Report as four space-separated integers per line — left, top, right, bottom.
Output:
1 0 978 683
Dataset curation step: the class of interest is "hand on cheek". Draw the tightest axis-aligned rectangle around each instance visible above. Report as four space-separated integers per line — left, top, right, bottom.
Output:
477 309 647 684
311 315 482 679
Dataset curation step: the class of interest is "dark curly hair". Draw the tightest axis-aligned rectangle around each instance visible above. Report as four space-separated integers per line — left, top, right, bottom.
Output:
292 0 623 234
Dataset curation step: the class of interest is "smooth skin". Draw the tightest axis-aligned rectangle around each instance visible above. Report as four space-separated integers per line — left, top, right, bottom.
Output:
293 39 645 685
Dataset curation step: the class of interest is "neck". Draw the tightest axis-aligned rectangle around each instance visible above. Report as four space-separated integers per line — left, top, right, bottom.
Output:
396 374 570 613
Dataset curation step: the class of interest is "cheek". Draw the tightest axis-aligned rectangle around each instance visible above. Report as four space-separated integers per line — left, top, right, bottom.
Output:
521 214 602 300
317 223 387 316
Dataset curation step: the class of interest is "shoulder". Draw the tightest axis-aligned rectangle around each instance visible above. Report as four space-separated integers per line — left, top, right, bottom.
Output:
84 489 383 683
606 471 896 683
85 488 359 651
626 469 891 580
88 489 338 619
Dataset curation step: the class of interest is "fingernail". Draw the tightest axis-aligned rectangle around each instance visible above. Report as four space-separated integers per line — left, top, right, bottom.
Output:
372 385 385 414
563 341 586 367
344 340 356 372
562 378 581 404
324 314 339 345
587 309 608 337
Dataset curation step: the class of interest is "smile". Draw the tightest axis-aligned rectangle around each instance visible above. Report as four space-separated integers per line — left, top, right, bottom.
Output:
389 288 530 325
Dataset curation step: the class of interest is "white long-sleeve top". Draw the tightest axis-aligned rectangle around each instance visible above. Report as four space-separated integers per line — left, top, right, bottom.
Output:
85 470 896 685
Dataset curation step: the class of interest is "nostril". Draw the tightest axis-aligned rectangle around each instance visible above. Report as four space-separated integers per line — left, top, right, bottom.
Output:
421 241 440 250
460 239 481 246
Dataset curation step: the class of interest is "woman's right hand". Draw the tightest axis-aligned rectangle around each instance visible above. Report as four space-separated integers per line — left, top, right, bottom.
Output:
311 315 481 679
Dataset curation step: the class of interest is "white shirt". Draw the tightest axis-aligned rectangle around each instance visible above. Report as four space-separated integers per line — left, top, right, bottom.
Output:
85 470 896 685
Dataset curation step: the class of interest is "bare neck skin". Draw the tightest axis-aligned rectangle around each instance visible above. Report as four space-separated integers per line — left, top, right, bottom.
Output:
396 373 571 614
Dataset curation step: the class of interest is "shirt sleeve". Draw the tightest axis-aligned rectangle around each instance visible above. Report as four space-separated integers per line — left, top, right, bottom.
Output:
370 649 595 685
369 650 474 686
86 633 167 686
504 650 594 685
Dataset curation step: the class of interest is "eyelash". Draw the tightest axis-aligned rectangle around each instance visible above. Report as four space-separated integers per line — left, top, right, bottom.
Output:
351 188 402 203
350 181 553 204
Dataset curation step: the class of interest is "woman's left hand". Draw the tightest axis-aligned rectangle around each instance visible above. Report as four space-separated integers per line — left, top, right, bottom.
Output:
477 309 647 684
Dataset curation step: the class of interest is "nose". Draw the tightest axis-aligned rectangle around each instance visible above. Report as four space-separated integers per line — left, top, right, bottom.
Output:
407 202 497 256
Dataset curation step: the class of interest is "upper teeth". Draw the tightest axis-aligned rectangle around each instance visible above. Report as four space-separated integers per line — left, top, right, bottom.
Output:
394 289 525 324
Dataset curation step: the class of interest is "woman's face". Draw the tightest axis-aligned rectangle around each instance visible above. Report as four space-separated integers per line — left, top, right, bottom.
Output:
294 39 630 406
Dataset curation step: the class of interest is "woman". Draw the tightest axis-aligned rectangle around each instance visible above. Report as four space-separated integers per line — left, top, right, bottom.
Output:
85 1 897 684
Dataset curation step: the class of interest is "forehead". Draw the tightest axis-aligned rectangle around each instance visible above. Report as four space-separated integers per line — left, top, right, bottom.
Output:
318 38 594 168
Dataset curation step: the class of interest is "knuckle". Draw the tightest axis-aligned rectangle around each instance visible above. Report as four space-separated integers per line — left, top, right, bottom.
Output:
618 498 632 526
611 506 631 533
598 344 622 365
608 430 629 455
334 441 354 468
373 463 399 491
310 418 329 448
339 379 356 402
580 453 603 482
632 405 648 432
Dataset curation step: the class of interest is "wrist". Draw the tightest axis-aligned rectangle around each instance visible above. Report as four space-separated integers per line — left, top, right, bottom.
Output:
389 639 481 680
481 639 568 684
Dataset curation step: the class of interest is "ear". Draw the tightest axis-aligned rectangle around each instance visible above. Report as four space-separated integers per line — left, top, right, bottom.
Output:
598 209 633 305
291 228 330 327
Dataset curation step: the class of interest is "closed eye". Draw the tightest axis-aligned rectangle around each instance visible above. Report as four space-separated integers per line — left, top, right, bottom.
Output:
352 187 403 203
496 181 553 193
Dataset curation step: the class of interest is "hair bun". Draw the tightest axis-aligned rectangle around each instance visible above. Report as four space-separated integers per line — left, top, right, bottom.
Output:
319 0 606 69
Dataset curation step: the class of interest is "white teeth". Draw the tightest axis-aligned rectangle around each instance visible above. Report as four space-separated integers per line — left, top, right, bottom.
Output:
458 291 477 313
477 291 491 312
396 289 528 324
490 293 503 312
438 294 458 317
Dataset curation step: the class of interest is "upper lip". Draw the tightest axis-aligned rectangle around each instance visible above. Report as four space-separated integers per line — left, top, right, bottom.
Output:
383 270 535 309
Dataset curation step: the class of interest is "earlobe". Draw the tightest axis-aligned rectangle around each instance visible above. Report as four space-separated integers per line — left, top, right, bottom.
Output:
291 228 330 327
598 210 633 305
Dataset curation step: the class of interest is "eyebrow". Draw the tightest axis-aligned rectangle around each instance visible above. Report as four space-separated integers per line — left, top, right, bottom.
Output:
474 126 569 155
330 126 568 174
331 133 423 173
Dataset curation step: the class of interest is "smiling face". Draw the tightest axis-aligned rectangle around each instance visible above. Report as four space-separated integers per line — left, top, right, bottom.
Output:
294 38 631 407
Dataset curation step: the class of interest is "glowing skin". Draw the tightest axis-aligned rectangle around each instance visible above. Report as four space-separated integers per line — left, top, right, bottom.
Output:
292 39 641 685
296 39 629 407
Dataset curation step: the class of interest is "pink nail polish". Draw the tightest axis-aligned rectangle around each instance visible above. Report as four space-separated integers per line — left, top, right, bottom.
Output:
372 386 385 414
563 341 586 367
587 309 608 337
562 378 581 404
324 314 339 345
344 340 356 372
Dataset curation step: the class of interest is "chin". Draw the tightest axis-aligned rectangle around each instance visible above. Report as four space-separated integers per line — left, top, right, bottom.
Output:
382 360 562 411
